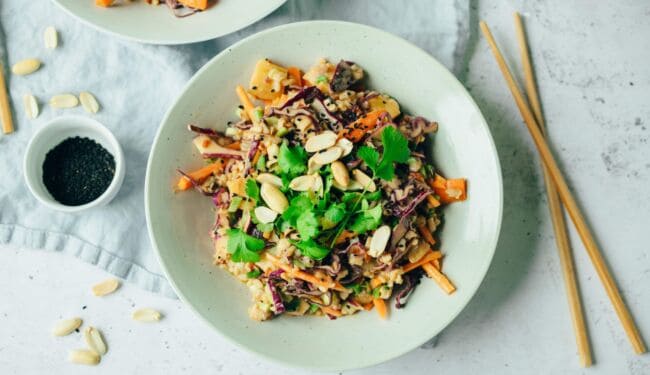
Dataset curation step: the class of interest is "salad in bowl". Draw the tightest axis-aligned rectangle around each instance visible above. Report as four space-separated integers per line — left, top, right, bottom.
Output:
175 58 468 321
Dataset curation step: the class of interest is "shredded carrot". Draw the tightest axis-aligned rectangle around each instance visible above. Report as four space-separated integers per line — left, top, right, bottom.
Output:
433 258 441 270
334 230 356 245
224 141 241 150
264 254 347 292
373 298 388 319
402 250 443 273
362 302 374 311
287 66 303 87
320 305 343 317
338 110 388 143
429 174 467 203
251 147 262 166
417 223 436 246
95 0 114 7
235 85 258 125
422 262 456 294
177 162 223 191
426 195 441 208
370 277 383 289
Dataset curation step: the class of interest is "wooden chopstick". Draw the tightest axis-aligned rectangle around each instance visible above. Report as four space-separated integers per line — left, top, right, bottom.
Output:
480 20 647 355
513 12 592 367
0 63 14 134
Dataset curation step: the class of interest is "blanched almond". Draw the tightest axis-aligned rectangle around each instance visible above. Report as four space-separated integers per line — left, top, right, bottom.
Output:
304 131 337 153
368 225 391 258
49 94 79 109
11 59 41 75
132 308 162 322
91 278 120 296
256 173 282 187
352 169 376 192
260 183 288 214
68 349 100 366
307 156 322 174
79 92 100 114
312 146 342 165
52 318 82 336
336 137 353 157
44 26 58 49
289 175 315 191
254 206 278 224
331 161 349 187
23 94 39 119
83 326 107 355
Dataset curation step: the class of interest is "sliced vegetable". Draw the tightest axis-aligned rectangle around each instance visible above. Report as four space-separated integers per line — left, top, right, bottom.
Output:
248 59 287 100
177 0 208 10
430 174 467 203
176 162 222 191
338 110 388 143
402 250 443 272
422 262 456 294
287 66 303 87
373 298 388 319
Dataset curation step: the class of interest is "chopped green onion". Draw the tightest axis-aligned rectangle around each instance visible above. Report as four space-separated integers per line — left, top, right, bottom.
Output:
246 269 262 278
228 196 243 212
256 155 267 171
309 303 320 314
315 75 328 84
254 107 263 119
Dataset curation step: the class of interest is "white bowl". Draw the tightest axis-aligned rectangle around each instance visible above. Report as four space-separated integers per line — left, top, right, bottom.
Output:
146 21 502 371
24 116 125 213
52 0 286 45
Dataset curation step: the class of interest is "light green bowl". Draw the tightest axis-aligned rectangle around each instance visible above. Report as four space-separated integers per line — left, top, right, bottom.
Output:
145 21 502 371
52 0 286 45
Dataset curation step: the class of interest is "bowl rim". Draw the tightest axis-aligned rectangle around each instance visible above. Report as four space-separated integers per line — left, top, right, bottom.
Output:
23 115 126 213
51 0 288 45
145 20 503 371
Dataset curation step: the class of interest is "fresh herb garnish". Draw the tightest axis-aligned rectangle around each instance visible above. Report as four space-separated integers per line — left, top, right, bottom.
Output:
296 210 319 239
348 201 383 234
293 239 330 260
228 196 243 212
246 269 262 278
278 141 307 176
256 155 267 171
227 228 265 263
322 202 346 229
245 179 260 202
358 126 410 181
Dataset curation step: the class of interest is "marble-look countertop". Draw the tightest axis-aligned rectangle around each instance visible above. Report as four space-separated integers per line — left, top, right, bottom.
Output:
1 1 649 374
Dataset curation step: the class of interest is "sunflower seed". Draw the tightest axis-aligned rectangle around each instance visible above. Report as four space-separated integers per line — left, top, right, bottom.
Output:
331 161 349 187
91 278 120 297
336 137 353 157
255 173 282 187
44 27 58 49
52 318 82 336
312 146 342 165
11 59 41 76
254 206 278 224
22 94 39 119
68 349 100 366
132 308 162 322
368 225 391 258
79 92 100 114
49 94 79 109
352 169 376 192
260 183 288 214
83 327 107 355
304 130 337 153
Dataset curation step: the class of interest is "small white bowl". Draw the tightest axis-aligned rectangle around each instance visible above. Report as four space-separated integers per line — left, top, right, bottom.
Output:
23 116 125 213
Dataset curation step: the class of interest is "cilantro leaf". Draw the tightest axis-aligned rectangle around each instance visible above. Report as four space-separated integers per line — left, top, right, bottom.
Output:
256 155 267 171
294 239 331 260
282 195 314 225
246 269 262 278
357 146 379 173
296 210 319 239
349 203 383 234
227 228 265 263
278 141 307 176
322 202 346 229
381 126 410 163
228 196 243 213
245 179 260 202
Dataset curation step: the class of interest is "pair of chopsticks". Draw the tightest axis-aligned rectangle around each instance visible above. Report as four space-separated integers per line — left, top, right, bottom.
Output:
480 14 646 366
0 62 13 134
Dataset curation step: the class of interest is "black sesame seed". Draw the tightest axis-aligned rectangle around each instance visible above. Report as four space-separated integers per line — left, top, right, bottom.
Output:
42 137 115 206
252 86 258 90
238 105 244 109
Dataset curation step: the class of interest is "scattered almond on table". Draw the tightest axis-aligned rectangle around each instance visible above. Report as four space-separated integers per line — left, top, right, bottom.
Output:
44 27 58 49
79 91 100 114
52 317 82 336
91 278 120 296
68 349 101 366
11 58 42 76
49 94 79 109
22 94 39 119
83 326 108 355
132 308 162 322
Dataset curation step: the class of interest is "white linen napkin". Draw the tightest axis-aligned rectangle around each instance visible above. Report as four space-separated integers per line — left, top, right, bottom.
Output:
0 0 469 298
